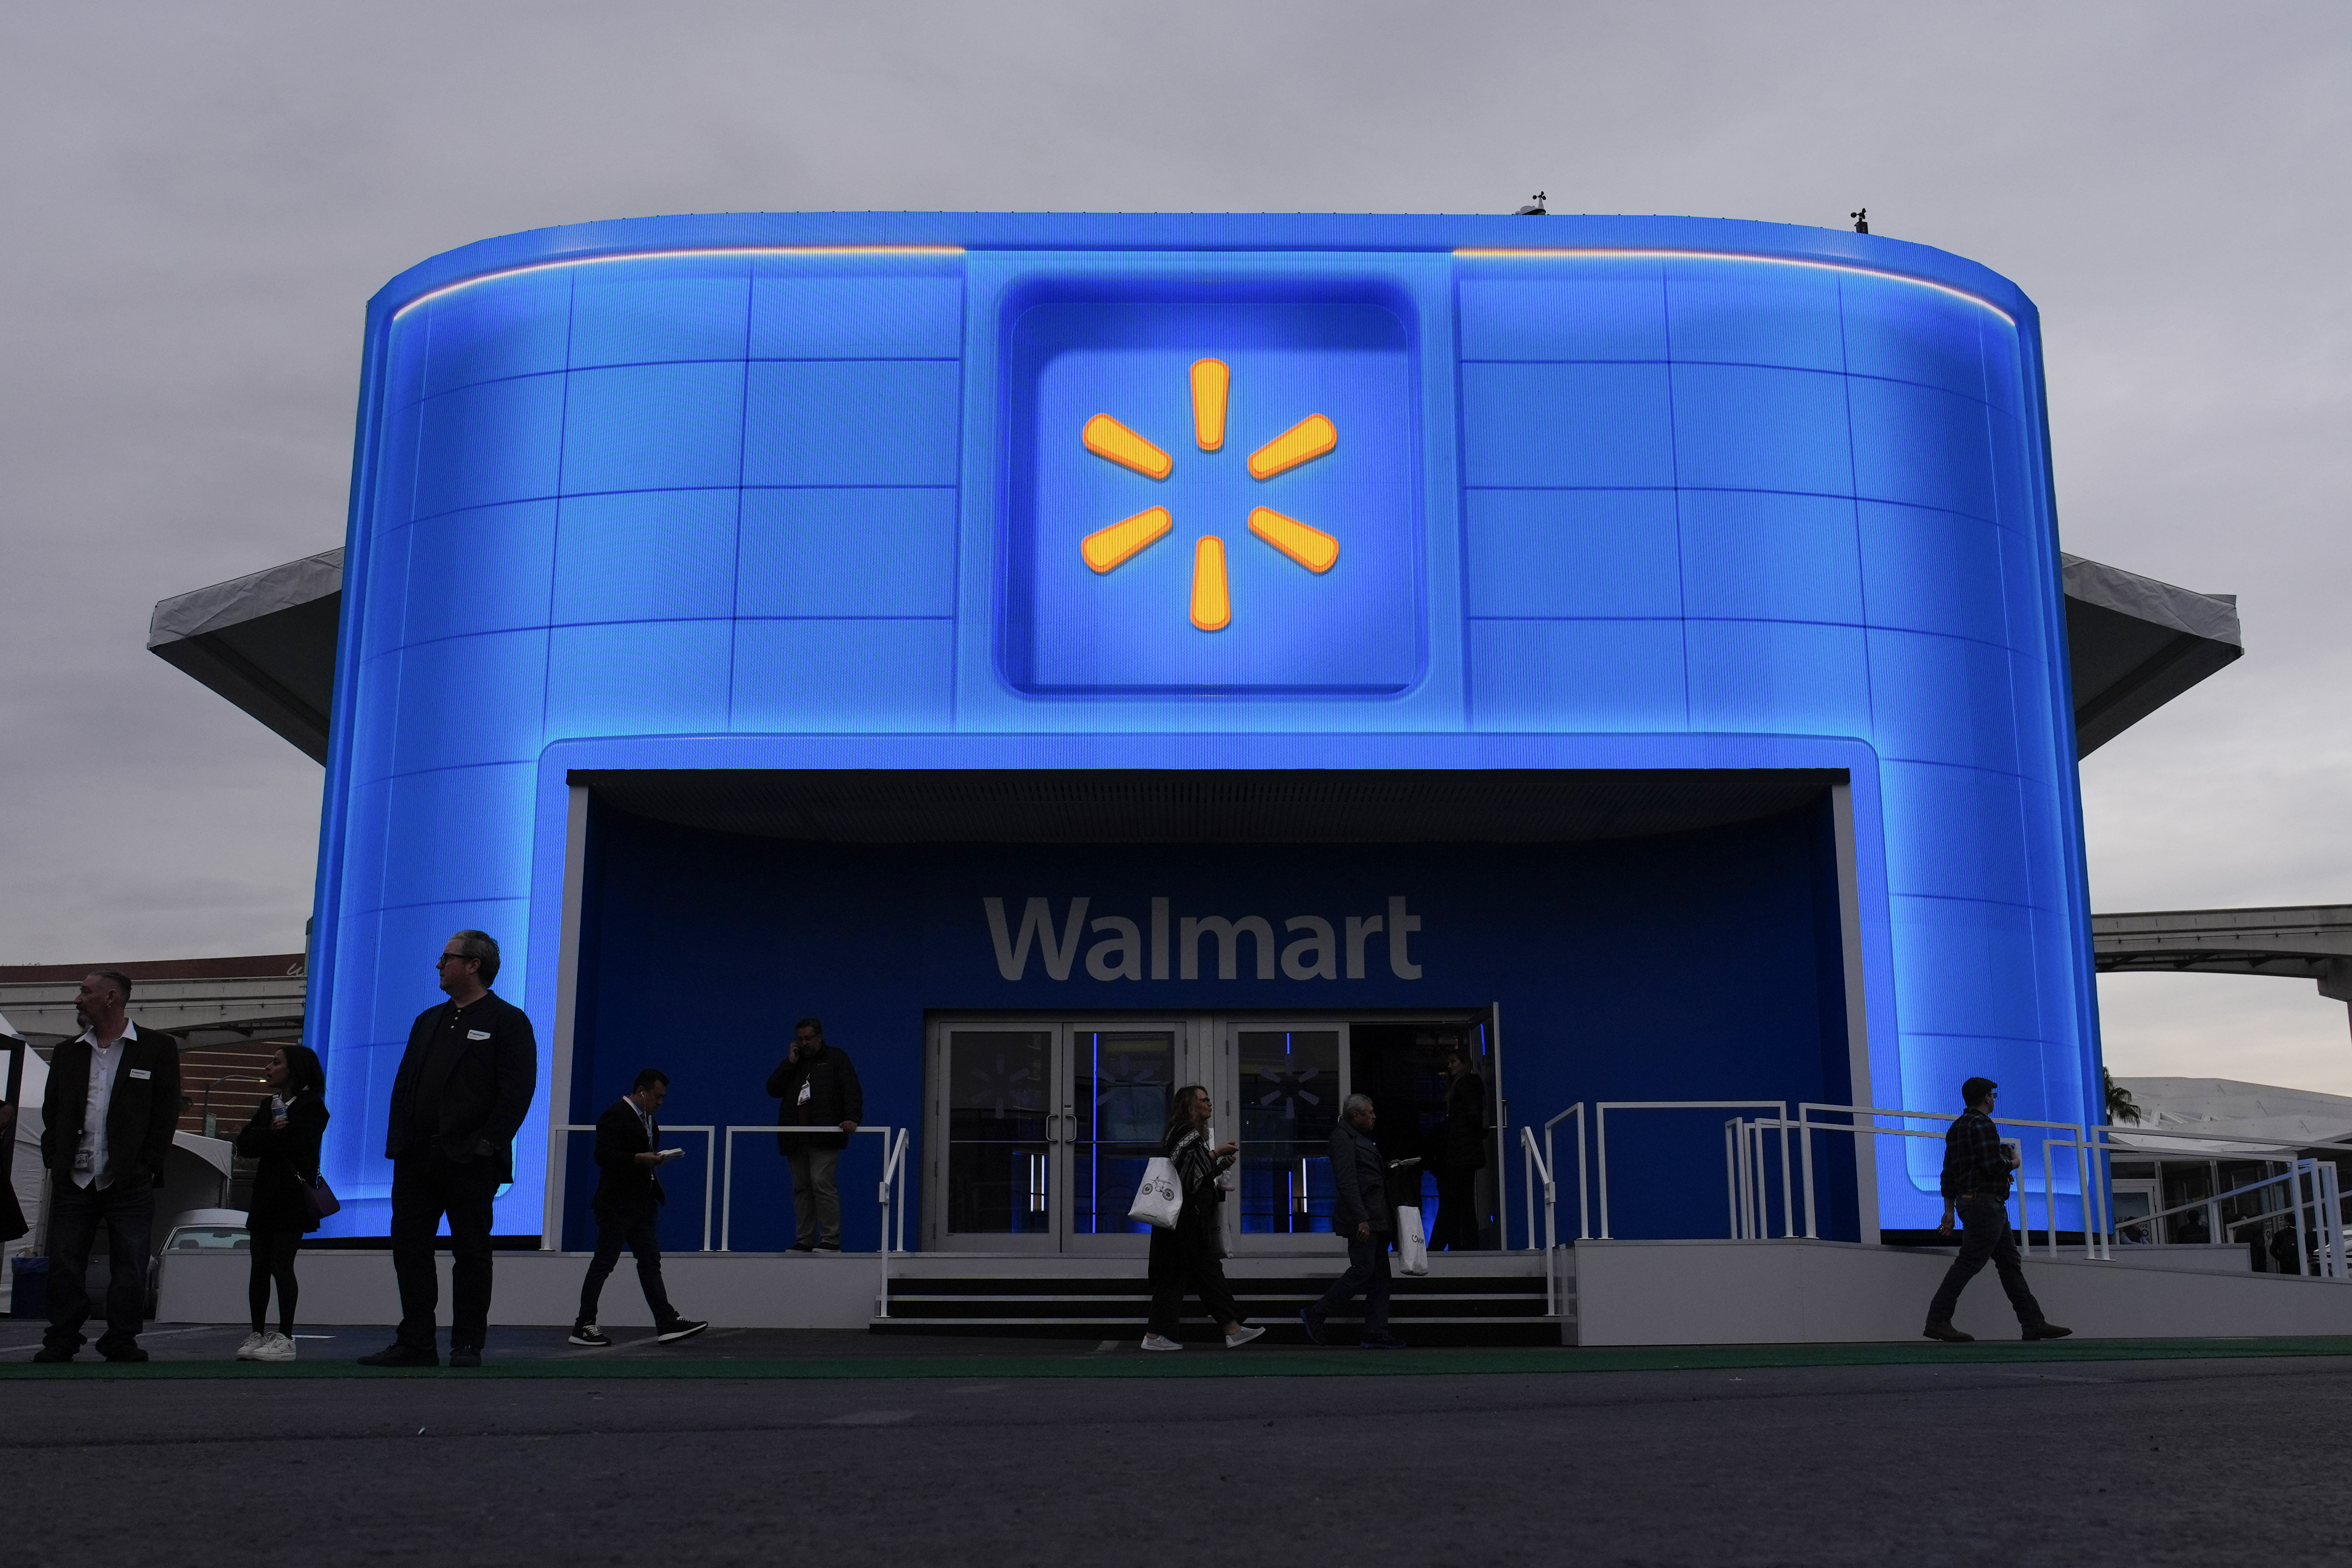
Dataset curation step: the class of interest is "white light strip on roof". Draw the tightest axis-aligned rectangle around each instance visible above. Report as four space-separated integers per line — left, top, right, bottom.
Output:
1452 247 2017 324
388 245 967 321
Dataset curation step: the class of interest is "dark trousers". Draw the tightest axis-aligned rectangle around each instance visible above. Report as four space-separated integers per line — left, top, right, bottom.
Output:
45 1178 154 1353
577 1207 678 1329
1310 1230 1393 1335
1431 1167 1481 1250
390 1149 498 1350
785 1142 843 1247
1146 1205 1242 1336
1926 1194 2047 1327
248 1228 303 1334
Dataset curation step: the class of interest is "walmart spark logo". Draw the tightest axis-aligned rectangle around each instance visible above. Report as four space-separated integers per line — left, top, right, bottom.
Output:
1075 359 1340 632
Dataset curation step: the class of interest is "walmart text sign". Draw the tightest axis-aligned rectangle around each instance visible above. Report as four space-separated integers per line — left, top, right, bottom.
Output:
984 896 1424 982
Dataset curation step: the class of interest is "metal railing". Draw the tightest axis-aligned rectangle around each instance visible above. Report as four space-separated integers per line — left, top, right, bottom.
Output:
550 1123 719 1253
1786 1104 2089 1252
1595 1101 1792 1240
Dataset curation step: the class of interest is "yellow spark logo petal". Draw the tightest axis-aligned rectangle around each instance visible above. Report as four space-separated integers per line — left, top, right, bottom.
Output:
1080 359 1338 632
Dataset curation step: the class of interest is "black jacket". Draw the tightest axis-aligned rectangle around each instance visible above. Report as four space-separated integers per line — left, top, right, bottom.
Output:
590 1096 666 1219
236 1092 330 1233
1435 1071 1488 1172
384 990 538 1180
767 1042 864 1153
1330 1118 1392 1236
41 1024 181 1188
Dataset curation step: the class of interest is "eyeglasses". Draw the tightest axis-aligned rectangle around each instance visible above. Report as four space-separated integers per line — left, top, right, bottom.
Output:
435 954 470 967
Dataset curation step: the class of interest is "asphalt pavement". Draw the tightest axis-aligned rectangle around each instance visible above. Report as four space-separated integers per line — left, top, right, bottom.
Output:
6 1325 2349 1565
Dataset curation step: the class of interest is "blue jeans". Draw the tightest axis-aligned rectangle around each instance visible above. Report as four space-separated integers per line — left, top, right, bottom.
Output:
1311 1231 1392 1335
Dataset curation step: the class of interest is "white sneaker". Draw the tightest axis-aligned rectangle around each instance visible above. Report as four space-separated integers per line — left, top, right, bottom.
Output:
1224 1325 1266 1349
234 1331 267 1362
1140 1333 1184 1352
252 1332 297 1362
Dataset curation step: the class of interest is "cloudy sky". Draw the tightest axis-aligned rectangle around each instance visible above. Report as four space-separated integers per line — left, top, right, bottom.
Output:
2 3 2346 1087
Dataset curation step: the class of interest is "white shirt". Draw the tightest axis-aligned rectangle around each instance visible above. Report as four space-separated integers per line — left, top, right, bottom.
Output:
73 1020 139 1191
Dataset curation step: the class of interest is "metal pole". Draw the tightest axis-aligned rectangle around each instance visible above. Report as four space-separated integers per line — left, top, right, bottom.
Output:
1775 1105 1794 1240
1597 1106 1612 1241
1799 1105 1819 1240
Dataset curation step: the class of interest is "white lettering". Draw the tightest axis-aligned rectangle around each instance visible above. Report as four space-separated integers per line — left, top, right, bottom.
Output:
1180 915 1277 980
1085 916 1142 981
1281 916 1336 981
1386 895 1422 980
1345 915 1383 980
982 896 1092 981
1150 896 1170 981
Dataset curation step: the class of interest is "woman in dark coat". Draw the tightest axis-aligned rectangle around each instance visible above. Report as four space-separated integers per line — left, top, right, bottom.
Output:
1142 1084 1264 1352
234 1044 329 1362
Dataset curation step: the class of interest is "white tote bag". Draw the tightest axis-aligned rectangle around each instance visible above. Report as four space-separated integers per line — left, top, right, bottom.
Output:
1394 1204 1430 1275
1128 1157 1184 1229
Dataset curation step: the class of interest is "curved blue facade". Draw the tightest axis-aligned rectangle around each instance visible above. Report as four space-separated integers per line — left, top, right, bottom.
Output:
312 212 2095 1243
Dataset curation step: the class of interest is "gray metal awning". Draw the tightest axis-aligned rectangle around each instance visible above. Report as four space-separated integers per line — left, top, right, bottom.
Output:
2061 554 2242 756
145 546 2241 766
147 549 342 762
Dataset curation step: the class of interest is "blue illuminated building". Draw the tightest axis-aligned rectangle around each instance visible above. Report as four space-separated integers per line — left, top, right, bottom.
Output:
310 213 2095 1254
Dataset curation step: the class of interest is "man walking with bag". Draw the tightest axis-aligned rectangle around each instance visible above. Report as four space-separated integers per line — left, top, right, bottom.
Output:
1923 1077 2072 1343
1302 1094 1406 1350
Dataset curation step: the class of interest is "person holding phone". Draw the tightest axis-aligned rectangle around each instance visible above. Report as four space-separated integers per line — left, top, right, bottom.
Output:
571 1068 707 1347
766 1018 862 1252
1141 1084 1263 1352
234 1044 330 1361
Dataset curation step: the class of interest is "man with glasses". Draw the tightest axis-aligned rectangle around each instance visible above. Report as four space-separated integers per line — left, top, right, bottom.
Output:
1922 1076 2071 1343
360 930 536 1368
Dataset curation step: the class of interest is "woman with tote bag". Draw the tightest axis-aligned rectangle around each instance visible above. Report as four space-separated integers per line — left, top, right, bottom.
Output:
233 1044 331 1362
1140 1085 1265 1353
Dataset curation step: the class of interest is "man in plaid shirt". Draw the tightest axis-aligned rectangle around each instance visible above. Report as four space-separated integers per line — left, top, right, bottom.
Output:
1923 1077 2072 1343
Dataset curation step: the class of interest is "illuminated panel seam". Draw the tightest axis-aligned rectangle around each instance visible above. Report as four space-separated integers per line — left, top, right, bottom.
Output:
1451 247 2016 324
388 245 967 321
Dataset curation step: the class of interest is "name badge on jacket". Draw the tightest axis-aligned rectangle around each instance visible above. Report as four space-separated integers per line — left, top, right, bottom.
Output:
129 1068 152 1080
467 1030 491 1041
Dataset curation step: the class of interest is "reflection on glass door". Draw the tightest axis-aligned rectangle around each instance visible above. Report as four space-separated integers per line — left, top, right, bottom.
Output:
1069 1030 1175 1242
1235 1027 1342 1239
944 1030 1052 1240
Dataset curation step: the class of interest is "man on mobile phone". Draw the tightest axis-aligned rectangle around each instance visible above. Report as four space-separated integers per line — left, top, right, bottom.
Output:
766 1018 863 1252
571 1068 707 1348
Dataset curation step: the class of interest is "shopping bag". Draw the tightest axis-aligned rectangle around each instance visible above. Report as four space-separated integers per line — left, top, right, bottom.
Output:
1395 1204 1430 1275
1128 1158 1184 1229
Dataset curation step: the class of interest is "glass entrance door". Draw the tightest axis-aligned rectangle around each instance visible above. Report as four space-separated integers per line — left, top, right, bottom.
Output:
1227 1023 1348 1253
933 1020 1186 1253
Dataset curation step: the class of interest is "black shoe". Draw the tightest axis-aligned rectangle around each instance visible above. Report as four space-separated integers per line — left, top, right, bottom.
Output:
2022 1321 2073 1341
1361 1332 1408 1351
656 1319 710 1344
1922 1321 1975 1343
568 1324 612 1348
789 1243 816 1253
357 1343 439 1367
31 1345 75 1364
99 1345 149 1363
1298 1307 1327 1346
448 1345 482 1368
814 1242 841 1252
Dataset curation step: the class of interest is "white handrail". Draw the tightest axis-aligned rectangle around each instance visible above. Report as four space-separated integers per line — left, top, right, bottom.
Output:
1595 1101 1790 1240
877 1127 910 1318
719 1124 898 1253
549 1123 718 1252
1543 1103 1590 1242
1520 1126 1563 1315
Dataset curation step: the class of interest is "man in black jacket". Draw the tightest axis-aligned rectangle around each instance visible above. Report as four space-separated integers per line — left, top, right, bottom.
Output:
359 930 537 1368
569 1068 706 1348
766 1017 862 1251
1923 1077 2071 1343
35 970 180 1363
1301 1094 1406 1350
1429 1041 1488 1251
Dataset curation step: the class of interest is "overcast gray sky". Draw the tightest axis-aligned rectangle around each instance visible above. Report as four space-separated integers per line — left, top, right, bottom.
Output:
3 2 2345 1088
